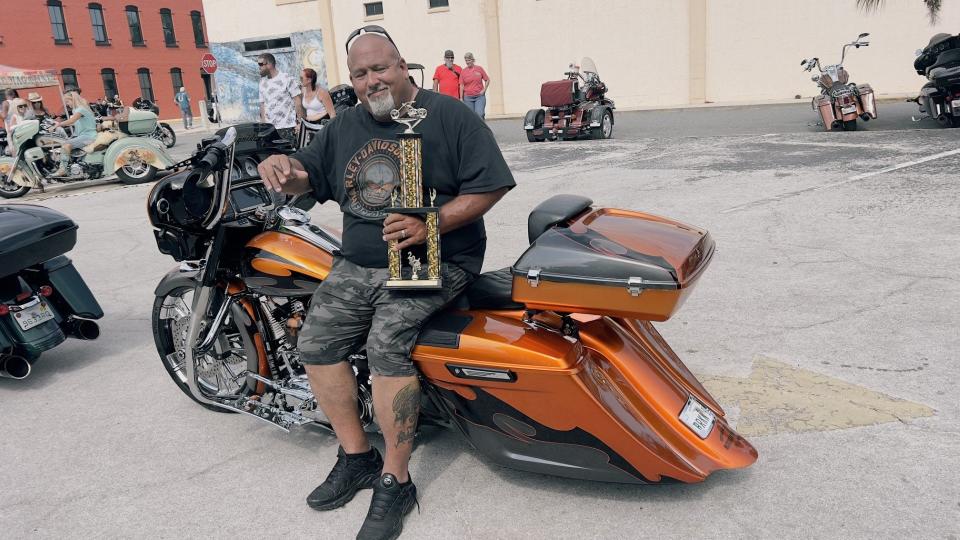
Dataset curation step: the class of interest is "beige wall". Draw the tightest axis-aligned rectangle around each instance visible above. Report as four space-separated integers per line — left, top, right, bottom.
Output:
706 0 960 102
202 0 960 115
203 0 323 42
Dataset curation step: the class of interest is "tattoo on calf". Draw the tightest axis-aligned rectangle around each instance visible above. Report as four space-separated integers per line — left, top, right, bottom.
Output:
393 381 420 448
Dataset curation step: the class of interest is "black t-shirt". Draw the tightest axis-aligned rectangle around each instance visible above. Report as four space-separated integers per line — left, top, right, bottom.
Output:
291 89 515 275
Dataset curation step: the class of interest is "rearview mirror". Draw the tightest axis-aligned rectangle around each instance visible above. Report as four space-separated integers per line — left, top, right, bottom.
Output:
859 32 870 39
800 59 808 66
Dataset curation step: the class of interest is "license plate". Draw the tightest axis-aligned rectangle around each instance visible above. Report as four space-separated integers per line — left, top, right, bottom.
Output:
841 105 857 114
13 300 55 331
679 396 716 439
952 100 960 112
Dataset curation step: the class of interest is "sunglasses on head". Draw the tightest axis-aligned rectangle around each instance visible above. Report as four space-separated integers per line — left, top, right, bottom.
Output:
345 25 396 53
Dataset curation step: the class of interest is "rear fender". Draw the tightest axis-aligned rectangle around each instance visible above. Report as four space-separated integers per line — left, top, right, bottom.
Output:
413 311 757 484
104 138 175 175
39 256 103 319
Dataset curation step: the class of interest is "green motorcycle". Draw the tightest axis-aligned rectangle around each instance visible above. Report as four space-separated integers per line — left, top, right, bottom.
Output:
0 109 176 199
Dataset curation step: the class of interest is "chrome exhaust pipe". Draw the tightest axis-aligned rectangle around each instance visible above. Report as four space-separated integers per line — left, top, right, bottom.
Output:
64 319 100 340
0 355 32 380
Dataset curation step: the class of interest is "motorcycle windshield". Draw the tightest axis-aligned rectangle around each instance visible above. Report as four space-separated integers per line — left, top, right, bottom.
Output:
581 57 600 78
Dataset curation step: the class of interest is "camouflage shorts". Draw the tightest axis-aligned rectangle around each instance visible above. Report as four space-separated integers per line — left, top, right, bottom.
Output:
298 256 472 376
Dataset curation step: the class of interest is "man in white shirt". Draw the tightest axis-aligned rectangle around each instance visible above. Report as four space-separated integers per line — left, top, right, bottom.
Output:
257 53 304 144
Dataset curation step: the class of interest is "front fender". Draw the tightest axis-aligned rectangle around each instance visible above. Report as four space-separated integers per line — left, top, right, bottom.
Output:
0 156 39 188
155 265 198 297
104 137 175 175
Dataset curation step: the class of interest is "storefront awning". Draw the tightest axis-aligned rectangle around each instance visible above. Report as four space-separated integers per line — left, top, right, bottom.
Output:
0 65 60 89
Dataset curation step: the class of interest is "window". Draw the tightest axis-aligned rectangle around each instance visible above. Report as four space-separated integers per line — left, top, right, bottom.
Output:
61 68 79 91
88 3 109 45
101 68 118 99
364 2 384 17
160 8 177 47
429 0 449 8
242 37 292 53
126 5 144 45
190 10 206 47
170 68 184 95
47 1 70 44
137 68 154 101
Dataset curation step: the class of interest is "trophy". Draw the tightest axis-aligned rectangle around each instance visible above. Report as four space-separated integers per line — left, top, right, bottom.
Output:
385 101 442 289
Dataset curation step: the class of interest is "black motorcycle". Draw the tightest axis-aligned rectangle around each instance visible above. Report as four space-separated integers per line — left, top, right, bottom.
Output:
0 204 103 379
913 33 960 128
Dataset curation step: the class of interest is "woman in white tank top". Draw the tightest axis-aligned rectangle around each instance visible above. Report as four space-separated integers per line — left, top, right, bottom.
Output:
300 68 336 122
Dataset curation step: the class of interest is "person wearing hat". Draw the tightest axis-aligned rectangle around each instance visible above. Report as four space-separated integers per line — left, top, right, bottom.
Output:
6 98 31 130
432 49 462 99
27 92 50 121
459 52 490 118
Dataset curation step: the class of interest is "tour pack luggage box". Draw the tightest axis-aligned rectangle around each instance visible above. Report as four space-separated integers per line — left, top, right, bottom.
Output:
541 80 576 107
511 208 715 321
857 84 878 119
0 204 77 278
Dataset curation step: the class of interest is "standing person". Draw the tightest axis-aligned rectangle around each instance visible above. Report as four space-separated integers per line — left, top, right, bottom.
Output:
300 68 336 122
2 89 21 133
431 49 461 99
51 92 97 176
257 27 514 540
460 52 490 118
258 53 304 145
174 86 193 129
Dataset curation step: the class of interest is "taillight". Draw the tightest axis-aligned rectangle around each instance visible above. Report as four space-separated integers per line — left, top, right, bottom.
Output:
39 285 54 297
0 304 9 317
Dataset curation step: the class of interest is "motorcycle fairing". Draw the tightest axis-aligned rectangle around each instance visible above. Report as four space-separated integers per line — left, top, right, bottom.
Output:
412 310 757 484
241 231 334 296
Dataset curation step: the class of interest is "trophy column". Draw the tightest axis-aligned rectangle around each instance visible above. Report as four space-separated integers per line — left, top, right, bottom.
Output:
384 103 442 290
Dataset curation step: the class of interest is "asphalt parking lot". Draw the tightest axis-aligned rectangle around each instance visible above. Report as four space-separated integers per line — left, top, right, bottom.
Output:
2 102 958 539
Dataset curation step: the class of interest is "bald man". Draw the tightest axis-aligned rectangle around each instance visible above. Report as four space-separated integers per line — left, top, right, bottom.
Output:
258 28 514 540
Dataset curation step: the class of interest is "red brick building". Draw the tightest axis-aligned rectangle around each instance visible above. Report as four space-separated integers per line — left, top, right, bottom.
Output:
0 0 212 121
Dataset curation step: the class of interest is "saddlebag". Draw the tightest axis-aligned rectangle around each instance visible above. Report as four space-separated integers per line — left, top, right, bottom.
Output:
34 256 103 319
0 205 77 279
511 206 714 321
857 84 878 119
120 109 159 136
813 94 838 129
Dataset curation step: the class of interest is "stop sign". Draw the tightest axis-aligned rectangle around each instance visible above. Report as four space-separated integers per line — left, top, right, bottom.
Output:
200 53 218 74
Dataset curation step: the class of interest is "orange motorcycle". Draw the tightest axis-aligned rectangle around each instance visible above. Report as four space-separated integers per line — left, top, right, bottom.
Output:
147 124 756 485
802 33 878 131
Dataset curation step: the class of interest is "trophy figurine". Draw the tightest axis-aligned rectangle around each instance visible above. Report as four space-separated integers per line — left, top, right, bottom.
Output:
385 101 442 289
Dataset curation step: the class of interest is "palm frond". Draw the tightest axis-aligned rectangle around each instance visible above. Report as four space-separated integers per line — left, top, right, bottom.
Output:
857 0 941 23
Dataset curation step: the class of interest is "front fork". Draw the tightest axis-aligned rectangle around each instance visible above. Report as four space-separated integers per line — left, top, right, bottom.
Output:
182 284 239 411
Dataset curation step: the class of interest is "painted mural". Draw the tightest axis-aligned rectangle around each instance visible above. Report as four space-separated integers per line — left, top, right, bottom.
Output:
210 29 328 125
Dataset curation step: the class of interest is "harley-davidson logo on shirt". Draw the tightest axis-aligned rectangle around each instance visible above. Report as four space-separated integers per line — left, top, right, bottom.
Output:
343 139 403 220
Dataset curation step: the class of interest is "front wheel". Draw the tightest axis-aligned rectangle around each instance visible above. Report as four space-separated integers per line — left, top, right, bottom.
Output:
158 123 176 148
842 119 858 131
591 110 613 139
0 164 31 198
152 286 259 412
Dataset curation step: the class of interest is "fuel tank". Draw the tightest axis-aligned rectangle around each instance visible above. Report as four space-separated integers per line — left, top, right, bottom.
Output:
241 225 340 296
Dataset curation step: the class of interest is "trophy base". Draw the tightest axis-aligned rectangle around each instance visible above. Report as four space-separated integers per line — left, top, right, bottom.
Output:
385 278 443 290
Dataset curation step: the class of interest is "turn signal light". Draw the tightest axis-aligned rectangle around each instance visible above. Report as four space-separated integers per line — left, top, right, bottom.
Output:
39 286 54 297
0 304 9 317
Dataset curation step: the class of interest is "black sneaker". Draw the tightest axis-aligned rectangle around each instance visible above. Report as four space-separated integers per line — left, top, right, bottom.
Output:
306 446 383 511
356 473 419 540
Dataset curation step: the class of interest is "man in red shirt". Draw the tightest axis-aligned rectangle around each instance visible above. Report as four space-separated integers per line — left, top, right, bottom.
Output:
432 49 462 99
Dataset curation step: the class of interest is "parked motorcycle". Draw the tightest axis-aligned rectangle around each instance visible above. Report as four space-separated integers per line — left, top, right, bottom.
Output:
0 204 102 379
132 98 176 149
912 33 960 128
145 124 757 485
0 111 175 199
525 57 615 141
801 33 877 131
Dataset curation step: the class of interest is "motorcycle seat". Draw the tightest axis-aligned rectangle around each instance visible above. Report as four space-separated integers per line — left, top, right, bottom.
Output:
463 267 523 310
